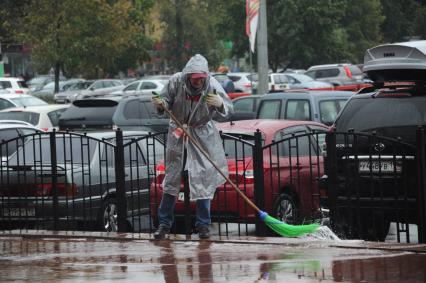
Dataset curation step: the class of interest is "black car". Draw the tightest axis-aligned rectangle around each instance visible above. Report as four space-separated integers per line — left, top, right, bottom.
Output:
326 40 426 241
58 95 169 134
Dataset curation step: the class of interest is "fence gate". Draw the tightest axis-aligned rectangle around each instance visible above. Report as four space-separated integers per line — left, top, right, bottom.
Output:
325 129 426 243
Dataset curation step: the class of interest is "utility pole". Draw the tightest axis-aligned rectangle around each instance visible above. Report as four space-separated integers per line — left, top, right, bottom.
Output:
256 0 268 95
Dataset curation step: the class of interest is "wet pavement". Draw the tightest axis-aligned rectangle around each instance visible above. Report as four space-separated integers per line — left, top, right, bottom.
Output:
1 230 426 282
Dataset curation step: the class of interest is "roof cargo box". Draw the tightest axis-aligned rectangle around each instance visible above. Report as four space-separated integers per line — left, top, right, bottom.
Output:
363 40 426 83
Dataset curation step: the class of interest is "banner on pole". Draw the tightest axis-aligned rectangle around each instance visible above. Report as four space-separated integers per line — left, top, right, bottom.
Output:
246 0 260 53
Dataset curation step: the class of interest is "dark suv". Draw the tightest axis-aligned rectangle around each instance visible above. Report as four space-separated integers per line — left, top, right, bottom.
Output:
327 40 426 241
58 95 169 133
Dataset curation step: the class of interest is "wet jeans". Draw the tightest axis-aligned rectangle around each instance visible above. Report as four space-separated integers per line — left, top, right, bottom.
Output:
157 193 211 229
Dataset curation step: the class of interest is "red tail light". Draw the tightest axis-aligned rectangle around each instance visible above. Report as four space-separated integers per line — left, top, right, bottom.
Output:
343 66 353 79
15 90 24 94
243 83 252 88
35 183 77 197
40 128 49 132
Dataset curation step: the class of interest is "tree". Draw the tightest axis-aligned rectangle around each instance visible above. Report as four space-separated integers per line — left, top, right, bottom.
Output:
341 0 384 62
157 0 226 72
14 0 153 91
267 0 350 71
380 0 422 43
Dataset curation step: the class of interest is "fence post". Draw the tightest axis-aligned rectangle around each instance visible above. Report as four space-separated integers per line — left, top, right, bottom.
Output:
325 130 337 230
115 129 128 232
253 130 266 236
50 130 59 231
416 127 426 243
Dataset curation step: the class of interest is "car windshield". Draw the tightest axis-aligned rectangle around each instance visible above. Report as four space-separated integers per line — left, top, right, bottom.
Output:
10 96 48 107
8 136 98 165
0 112 40 125
335 96 426 142
69 81 92 90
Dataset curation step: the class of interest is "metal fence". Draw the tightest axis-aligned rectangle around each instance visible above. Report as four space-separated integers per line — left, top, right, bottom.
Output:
1 128 425 242
325 128 426 243
0 129 325 238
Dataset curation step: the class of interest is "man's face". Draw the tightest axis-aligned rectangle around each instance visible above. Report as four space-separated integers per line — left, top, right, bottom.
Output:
189 76 206 89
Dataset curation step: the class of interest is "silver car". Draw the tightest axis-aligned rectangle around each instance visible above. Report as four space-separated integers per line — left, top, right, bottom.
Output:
54 79 124 103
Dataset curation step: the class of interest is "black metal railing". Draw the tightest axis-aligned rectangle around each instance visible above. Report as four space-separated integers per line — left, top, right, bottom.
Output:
325 128 426 243
1 128 425 242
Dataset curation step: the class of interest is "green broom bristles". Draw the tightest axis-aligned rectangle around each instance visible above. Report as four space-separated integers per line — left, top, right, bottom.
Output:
259 211 320 237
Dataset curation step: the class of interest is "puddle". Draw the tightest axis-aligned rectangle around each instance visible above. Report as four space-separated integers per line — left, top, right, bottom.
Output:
0 235 425 282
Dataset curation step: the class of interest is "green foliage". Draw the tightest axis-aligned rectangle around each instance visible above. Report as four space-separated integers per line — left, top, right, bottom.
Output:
341 0 384 62
157 0 226 72
14 0 153 78
380 0 422 43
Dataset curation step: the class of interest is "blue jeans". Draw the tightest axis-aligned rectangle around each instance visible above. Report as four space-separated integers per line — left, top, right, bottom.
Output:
158 193 211 229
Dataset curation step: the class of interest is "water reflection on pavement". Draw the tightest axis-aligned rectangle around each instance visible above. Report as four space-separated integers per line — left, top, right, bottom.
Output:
0 234 425 282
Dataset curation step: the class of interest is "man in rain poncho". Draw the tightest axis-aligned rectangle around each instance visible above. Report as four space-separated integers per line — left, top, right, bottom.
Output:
152 54 233 239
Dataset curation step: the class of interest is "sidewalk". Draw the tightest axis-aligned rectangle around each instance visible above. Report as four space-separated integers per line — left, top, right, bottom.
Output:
1 230 425 282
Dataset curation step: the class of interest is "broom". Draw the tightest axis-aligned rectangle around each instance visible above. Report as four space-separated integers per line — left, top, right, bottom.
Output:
153 92 320 237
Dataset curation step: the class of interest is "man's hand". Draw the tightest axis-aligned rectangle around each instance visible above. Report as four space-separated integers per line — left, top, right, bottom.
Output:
151 96 166 110
205 92 223 108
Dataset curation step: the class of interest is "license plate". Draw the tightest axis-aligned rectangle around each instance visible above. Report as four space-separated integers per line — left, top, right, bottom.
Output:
358 160 400 173
178 192 185 201
2 207 35 217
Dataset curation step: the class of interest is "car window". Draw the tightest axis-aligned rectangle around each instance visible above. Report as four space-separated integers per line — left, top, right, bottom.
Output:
0 98 16 110
48 108 67 127
233 98 254 112
348 65 362 75
228 75 241 82
19 128 39 136
335 96 426 134
258 100 281 119
0 128 20 157
307 125 328 154
10 96 47 107
222 134 255 158
274 126 311 156
141 82 157 90
102 138 164 167
304 70 315 79
18 81 28 88
0 81 12 89
319 100 340 125
92 82 103 89
0 112 40 126
124 82 139 91
8 136 98 165
123 100 149 119
272 74 288 84
142 101 165 118
316 68 339 78
285 100 311 120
